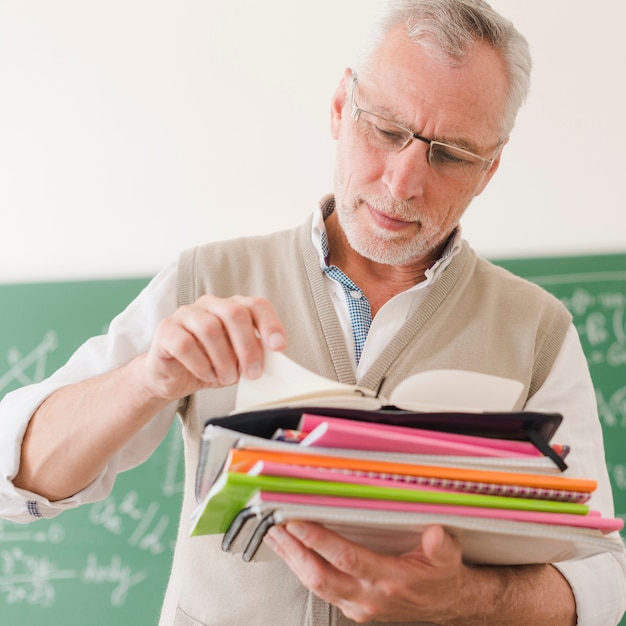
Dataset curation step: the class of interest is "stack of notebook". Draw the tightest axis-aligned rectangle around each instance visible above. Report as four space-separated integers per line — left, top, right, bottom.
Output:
189 351 624 565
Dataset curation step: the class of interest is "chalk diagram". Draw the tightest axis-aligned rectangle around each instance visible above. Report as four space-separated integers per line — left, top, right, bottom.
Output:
0 331 58 393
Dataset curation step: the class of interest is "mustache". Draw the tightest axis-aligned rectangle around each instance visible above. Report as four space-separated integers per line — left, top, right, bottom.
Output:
361 198 422 223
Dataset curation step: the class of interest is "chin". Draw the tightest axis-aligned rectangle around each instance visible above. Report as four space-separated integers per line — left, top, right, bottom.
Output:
337 198 435 264
346 231 432 266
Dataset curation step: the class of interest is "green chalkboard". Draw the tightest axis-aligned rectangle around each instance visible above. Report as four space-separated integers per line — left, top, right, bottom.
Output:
1 252 625 625
495 253 626 533
496 252 626 626
0 278 184 626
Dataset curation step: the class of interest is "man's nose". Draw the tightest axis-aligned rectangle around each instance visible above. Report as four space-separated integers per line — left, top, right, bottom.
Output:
381 141 428 201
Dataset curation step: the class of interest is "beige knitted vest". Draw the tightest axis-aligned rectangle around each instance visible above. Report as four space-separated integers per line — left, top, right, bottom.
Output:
159 216 571 626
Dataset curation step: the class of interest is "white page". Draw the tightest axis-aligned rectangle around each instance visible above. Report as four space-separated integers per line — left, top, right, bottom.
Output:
235 349 373 413
390 370 525 413
235 350 523 414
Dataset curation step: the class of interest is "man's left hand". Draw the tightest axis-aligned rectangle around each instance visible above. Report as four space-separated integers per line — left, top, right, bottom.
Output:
264 521 467 624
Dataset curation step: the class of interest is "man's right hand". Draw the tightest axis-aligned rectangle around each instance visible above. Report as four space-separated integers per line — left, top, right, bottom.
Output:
142 294 287 402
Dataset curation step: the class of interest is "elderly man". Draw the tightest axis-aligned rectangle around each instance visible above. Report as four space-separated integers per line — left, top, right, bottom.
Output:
2 1 625 624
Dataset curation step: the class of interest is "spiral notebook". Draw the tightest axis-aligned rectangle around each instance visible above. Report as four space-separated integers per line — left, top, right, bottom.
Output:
220 491 625 566
190 469 624 566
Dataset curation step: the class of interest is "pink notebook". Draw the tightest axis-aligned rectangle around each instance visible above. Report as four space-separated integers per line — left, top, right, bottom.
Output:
299 413 544 458
257 490 623 534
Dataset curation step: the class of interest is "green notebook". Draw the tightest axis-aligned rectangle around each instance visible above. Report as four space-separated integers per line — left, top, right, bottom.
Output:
191 471 589 537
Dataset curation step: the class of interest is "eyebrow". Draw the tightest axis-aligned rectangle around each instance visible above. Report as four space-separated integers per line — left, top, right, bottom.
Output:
396 112 483 154
359 88 486 156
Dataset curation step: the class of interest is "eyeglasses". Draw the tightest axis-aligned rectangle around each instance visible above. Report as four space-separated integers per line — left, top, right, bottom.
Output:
350 73 503 181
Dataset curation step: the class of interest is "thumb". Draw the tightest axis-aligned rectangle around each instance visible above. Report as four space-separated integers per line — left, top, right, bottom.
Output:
420 525 461 567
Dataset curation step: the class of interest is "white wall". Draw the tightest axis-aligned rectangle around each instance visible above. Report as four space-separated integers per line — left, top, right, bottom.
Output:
0 1 624 283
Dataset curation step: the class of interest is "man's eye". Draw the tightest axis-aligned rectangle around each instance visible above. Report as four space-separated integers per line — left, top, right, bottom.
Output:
432 148 466 165
431 145 476 167
373 125 406 146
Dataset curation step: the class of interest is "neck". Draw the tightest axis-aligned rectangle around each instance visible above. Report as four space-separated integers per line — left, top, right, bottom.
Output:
325 212 445 316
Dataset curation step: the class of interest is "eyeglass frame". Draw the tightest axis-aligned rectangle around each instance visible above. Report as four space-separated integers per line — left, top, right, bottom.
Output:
349 72 504 180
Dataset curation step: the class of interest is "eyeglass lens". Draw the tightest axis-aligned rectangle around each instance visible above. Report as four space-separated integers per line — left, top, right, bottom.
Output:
355 109 487 180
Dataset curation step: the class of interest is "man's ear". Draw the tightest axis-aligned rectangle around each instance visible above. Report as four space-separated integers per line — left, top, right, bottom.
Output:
330 68 352 140
473 137 509 196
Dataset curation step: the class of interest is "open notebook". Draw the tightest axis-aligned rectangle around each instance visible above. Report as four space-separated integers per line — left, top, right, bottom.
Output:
234 348 526 413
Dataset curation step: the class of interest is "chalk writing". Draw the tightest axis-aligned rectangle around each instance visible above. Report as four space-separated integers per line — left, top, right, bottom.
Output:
561 287 626 368
0 547 77 607
89 490 170 555
81 553 147 607
89 498 124 535
0 521 65 544
610 464 626 492
565 287 596 317
0 548 150 608
597 387 626 429
127 502 169 554
0 331 58 392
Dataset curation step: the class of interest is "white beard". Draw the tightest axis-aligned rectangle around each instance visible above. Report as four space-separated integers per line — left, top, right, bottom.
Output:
335 198 448 266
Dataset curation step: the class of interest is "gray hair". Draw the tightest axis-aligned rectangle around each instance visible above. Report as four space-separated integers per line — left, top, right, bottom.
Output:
354 0 532 136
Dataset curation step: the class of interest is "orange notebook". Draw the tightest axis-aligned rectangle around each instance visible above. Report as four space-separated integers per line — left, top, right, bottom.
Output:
227 447 596 496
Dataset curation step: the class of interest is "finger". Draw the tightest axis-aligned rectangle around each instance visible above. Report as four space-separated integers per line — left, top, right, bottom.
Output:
284 521 383 581
232 296 287 352
152 315 219 384
418 525 462 568
197 296 264 380
202 295 286 380
175 304 241 385
144 325 219 401
265 524 360 602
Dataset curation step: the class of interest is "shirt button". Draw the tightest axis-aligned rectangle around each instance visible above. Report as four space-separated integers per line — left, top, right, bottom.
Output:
350 290 362 299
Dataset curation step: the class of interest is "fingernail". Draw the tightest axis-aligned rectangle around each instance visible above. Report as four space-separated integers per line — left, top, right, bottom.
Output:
267 332 285 350
220 371 238 386
201 370 217 383
265 525 287 548
246 362 262 379
264 528 279 549
286 521 306 539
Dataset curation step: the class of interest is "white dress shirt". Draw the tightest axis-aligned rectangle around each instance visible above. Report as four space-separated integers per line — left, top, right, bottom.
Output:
1 209 625 624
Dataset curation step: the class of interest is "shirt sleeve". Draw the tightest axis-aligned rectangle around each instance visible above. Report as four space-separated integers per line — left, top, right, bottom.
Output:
0 262 180 523
526 324 626 625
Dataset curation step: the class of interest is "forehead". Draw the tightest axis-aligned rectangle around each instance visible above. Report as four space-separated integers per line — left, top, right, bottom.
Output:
364 24 509 147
